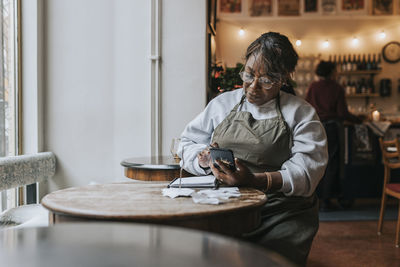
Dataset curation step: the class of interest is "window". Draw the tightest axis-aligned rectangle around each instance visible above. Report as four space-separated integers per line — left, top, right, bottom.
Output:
0 0 19 211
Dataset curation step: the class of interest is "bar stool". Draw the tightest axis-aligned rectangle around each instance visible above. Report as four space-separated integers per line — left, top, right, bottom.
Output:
377 138 400 247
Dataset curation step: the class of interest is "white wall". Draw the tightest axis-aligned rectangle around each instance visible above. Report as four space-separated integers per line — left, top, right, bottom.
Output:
162 0 206 155
27 0 206 193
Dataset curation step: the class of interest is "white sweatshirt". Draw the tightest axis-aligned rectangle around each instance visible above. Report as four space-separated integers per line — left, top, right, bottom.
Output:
178 88 328 197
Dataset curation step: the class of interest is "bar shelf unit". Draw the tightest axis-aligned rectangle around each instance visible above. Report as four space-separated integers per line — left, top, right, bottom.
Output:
339 70 382 106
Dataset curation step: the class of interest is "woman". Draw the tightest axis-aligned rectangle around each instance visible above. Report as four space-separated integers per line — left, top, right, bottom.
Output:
305 61 362 211
178 32 328 266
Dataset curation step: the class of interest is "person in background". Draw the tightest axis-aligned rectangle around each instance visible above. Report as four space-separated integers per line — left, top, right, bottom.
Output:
178 32 328 266
305 60 362 211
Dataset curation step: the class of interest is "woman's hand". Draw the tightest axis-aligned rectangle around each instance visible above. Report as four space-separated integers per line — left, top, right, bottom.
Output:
197 142 219 169
211 158 255 186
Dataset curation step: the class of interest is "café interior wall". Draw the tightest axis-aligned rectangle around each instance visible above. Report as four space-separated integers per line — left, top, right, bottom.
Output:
161 0 207 156
216 19 400 114
38 0 206 194
42 0 151 193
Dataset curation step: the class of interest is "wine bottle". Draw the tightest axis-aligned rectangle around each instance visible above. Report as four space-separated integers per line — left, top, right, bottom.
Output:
367 78 375 93
337 55 342 73
371 54 377 70
352 55 357 71
356 54 361 71
361 54 366 70
346 54 352 72
366 54 372 70
377 53 382 70
355 80 361 94
342 55 347 72
360 78 367 94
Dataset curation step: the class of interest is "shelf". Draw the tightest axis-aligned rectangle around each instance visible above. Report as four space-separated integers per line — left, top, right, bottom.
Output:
346 93 380 97
219 16 400 22
338 70 381 75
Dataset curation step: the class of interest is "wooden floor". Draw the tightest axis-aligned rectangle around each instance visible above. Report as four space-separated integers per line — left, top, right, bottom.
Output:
308 220 400 267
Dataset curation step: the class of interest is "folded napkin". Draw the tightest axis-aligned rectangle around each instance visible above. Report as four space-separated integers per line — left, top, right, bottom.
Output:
161 188 194 199
192 187 241 205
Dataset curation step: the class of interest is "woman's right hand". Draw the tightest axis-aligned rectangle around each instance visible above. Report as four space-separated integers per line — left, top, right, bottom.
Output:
197 142 219 169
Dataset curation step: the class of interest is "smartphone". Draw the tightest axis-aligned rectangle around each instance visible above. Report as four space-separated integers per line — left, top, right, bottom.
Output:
209 148 236 172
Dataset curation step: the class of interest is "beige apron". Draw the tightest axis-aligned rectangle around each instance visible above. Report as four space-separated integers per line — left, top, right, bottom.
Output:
212 93 319 266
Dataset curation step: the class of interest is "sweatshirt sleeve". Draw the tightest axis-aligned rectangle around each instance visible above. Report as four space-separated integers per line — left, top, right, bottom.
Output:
279 104 328 197
177 100 219 175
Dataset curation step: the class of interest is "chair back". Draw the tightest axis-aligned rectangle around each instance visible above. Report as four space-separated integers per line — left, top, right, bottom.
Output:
0 152 56 192
379 138 400 170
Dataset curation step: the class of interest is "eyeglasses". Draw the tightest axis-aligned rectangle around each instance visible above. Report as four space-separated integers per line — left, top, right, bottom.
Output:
239 71 275 90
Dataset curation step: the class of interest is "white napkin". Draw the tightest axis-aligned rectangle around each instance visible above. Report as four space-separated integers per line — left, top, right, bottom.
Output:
192 187 241 205
161 188 194 199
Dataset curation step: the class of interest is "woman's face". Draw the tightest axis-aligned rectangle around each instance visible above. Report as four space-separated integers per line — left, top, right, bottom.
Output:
242 53 281 106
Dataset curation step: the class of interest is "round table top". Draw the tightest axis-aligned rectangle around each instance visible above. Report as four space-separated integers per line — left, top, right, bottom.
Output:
42 182 267 221
0 223 292 267
120 156 180 170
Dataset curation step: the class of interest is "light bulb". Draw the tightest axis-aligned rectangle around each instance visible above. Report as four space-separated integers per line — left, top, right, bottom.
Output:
295 40 302 47
323 40 330 48
351 36 359 46
379 31 386 39
238 28 245 36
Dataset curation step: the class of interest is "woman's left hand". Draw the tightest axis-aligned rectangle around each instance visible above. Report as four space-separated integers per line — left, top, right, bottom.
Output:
210 158 255 186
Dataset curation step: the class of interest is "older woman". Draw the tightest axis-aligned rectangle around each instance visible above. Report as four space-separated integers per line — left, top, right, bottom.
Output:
178 32 328 266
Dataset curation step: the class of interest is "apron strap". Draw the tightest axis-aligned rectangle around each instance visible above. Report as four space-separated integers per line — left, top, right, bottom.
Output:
275 92 293 148
232 94 246 112
275 93 284 120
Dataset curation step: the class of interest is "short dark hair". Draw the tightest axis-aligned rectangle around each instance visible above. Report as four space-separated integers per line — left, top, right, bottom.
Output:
245 32 298 83
316 61 336 78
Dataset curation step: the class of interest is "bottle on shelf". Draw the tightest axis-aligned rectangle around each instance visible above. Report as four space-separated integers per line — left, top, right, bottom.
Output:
371 54 377 70
361 54 366 70
366 54 372 70
377 53 382 70
342 55 347 72
360 78 367 94
337 55 342 73
367 78 375 94
344 80 351 95
352 55 357 71
356 54 362 71
346 54 353 72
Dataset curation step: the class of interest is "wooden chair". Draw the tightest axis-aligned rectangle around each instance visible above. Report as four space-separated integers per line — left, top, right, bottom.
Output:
377 138 400 247
0 152 56 229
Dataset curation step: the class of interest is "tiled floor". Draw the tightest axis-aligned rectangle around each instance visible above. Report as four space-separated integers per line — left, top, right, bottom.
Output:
308 220 400 267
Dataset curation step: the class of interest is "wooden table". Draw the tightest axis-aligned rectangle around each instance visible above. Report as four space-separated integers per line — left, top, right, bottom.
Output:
121 156 190 181
41 182 267 237
0 223 292 267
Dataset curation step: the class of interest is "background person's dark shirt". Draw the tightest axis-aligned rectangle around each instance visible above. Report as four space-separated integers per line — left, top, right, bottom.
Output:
305 79 360 123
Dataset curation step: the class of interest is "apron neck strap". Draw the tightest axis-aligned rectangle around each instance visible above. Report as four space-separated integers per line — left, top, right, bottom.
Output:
232 94 246 112
275 92 284 119
232 90 284 117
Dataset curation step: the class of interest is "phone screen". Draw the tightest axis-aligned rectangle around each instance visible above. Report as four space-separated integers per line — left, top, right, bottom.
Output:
209 148 236 171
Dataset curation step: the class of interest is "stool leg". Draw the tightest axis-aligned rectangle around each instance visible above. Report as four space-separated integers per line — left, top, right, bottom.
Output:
396 200 400 248
378 193 387 235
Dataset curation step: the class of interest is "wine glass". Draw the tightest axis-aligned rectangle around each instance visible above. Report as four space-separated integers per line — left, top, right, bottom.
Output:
170 138 181 159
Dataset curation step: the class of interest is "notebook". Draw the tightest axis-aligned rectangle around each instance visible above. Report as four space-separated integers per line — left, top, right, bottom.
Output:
168 175 219 189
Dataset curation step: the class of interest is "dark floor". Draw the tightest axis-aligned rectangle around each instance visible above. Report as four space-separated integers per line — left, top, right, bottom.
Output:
308 198 400 267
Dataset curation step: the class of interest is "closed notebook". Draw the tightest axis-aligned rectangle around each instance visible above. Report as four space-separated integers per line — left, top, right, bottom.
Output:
168 175 218 189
